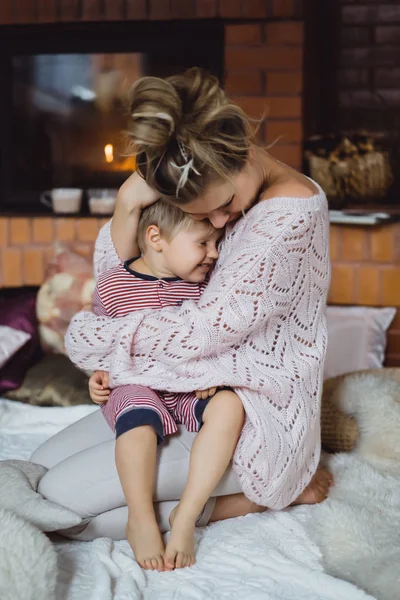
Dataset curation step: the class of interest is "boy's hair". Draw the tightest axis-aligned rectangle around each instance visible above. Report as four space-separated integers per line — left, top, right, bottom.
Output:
137 199 213 254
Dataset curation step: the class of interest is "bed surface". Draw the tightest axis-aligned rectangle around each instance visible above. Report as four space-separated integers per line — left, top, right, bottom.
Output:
0 399 375 600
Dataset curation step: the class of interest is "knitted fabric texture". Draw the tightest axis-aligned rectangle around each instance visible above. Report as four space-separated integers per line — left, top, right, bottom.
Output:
65 189 330 509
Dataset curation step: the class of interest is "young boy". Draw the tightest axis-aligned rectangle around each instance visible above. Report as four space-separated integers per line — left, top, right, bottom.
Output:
89 201 245 572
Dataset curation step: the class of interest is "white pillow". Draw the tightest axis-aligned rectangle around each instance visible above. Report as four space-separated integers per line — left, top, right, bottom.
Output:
324 306 396 380
0 326 31 369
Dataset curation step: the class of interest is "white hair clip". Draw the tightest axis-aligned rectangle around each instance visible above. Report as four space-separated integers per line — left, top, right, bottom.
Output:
171 140 200 197
172 159 201 197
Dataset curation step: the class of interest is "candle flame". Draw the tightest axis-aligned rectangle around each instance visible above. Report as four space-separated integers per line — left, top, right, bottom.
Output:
104 144 113 163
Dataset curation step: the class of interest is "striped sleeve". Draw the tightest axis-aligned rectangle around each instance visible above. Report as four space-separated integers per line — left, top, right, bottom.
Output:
92 284 110 317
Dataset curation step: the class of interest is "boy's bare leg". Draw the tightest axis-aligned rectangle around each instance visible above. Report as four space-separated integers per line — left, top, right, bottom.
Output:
165 390 244 570
115 425 166 572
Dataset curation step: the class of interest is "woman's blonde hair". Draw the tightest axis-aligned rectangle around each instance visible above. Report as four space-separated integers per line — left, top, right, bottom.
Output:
127 68 253 204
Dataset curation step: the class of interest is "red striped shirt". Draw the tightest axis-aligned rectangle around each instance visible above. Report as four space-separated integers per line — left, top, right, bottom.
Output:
93 260 206 318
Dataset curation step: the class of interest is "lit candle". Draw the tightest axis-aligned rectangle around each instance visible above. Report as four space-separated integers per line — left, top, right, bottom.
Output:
104 144 114 163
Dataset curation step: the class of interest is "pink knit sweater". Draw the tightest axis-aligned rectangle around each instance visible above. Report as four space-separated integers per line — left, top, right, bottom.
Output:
65 188 330 509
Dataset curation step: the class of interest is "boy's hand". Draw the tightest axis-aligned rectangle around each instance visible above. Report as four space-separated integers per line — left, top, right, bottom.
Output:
195 387 217 400
89 370 110 404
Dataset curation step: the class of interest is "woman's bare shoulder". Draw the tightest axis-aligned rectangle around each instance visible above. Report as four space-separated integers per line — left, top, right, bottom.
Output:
261 171 319 202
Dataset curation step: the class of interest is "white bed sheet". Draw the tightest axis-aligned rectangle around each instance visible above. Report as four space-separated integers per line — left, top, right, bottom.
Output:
0 399 374 600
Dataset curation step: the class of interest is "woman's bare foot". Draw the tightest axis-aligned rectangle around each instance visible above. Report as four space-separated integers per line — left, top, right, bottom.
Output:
126 517 166 571
291 468 333 505
164 505 196 570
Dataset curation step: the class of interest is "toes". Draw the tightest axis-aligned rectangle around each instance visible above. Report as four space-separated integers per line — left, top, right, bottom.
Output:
318 485 329 501
156 555 165 572
315 484 326 499
320 469 333 484
183 554 190 569
163 550 196 570
150 557 159 570
175 552 185 569
163 555 174 571
143 558 153 571
189 555 196 567
183 553 194 569
164 552 176 571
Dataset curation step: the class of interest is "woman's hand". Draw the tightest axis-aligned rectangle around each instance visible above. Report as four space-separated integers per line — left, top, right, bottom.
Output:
111 171 160 260
117 171 159 211
89 370 110 404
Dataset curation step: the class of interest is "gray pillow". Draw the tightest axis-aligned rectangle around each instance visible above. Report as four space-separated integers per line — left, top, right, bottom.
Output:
0 459 83 531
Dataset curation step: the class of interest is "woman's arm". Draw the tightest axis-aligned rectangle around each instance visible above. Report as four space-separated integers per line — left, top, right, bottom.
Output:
93 172 159 281
66 207 328 392
111 172 159 261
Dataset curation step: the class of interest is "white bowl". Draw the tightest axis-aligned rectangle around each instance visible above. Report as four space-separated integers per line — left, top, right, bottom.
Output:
88 189 117 215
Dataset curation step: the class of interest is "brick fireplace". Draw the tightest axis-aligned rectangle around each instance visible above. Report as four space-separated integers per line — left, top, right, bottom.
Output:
0 0 305 280
0 0 305 171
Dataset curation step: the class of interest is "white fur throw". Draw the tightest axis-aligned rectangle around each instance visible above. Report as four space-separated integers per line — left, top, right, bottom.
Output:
303 374 400 600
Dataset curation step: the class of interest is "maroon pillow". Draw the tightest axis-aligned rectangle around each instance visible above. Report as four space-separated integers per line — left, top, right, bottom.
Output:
0 291 43 394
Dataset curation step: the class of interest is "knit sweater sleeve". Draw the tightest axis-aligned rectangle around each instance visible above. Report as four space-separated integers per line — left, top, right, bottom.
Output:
93 220 120 280
110 215 301 389
66 197 329 393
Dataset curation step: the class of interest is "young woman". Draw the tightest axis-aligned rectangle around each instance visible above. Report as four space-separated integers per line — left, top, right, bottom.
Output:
34 68 331 568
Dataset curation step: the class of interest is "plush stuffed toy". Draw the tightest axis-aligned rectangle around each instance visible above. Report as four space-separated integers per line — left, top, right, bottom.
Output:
36 246 95 354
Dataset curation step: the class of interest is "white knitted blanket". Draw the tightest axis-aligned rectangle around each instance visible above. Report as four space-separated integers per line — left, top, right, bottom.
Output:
65 191 330 509
0 399 373 600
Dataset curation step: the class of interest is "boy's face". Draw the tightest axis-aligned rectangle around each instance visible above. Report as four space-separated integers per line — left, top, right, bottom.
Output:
160 221 222 283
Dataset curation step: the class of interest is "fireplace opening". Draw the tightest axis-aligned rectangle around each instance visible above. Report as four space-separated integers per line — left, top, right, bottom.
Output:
0 20 224 213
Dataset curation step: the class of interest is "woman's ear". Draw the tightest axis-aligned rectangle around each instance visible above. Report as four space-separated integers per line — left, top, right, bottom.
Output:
146 225 163 252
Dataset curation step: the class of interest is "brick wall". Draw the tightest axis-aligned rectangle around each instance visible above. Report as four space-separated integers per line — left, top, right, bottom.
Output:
328 222 400 367
0 217 107 287
0 1 304 23
225 20 303 168
336 0 400 134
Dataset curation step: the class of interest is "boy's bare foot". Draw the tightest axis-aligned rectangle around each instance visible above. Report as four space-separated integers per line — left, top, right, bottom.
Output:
291 468 333 505
126 517 166 571
165 505 196 570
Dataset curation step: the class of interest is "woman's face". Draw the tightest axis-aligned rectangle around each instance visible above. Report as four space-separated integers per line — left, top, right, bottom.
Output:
175 157 264 228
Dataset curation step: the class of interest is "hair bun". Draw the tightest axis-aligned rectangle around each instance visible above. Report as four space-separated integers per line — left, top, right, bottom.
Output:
129 77 181 154
170 68 223 126
127 68 252 202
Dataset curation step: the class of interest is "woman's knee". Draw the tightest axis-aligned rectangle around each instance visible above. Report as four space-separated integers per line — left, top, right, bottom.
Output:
204 390 245 428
